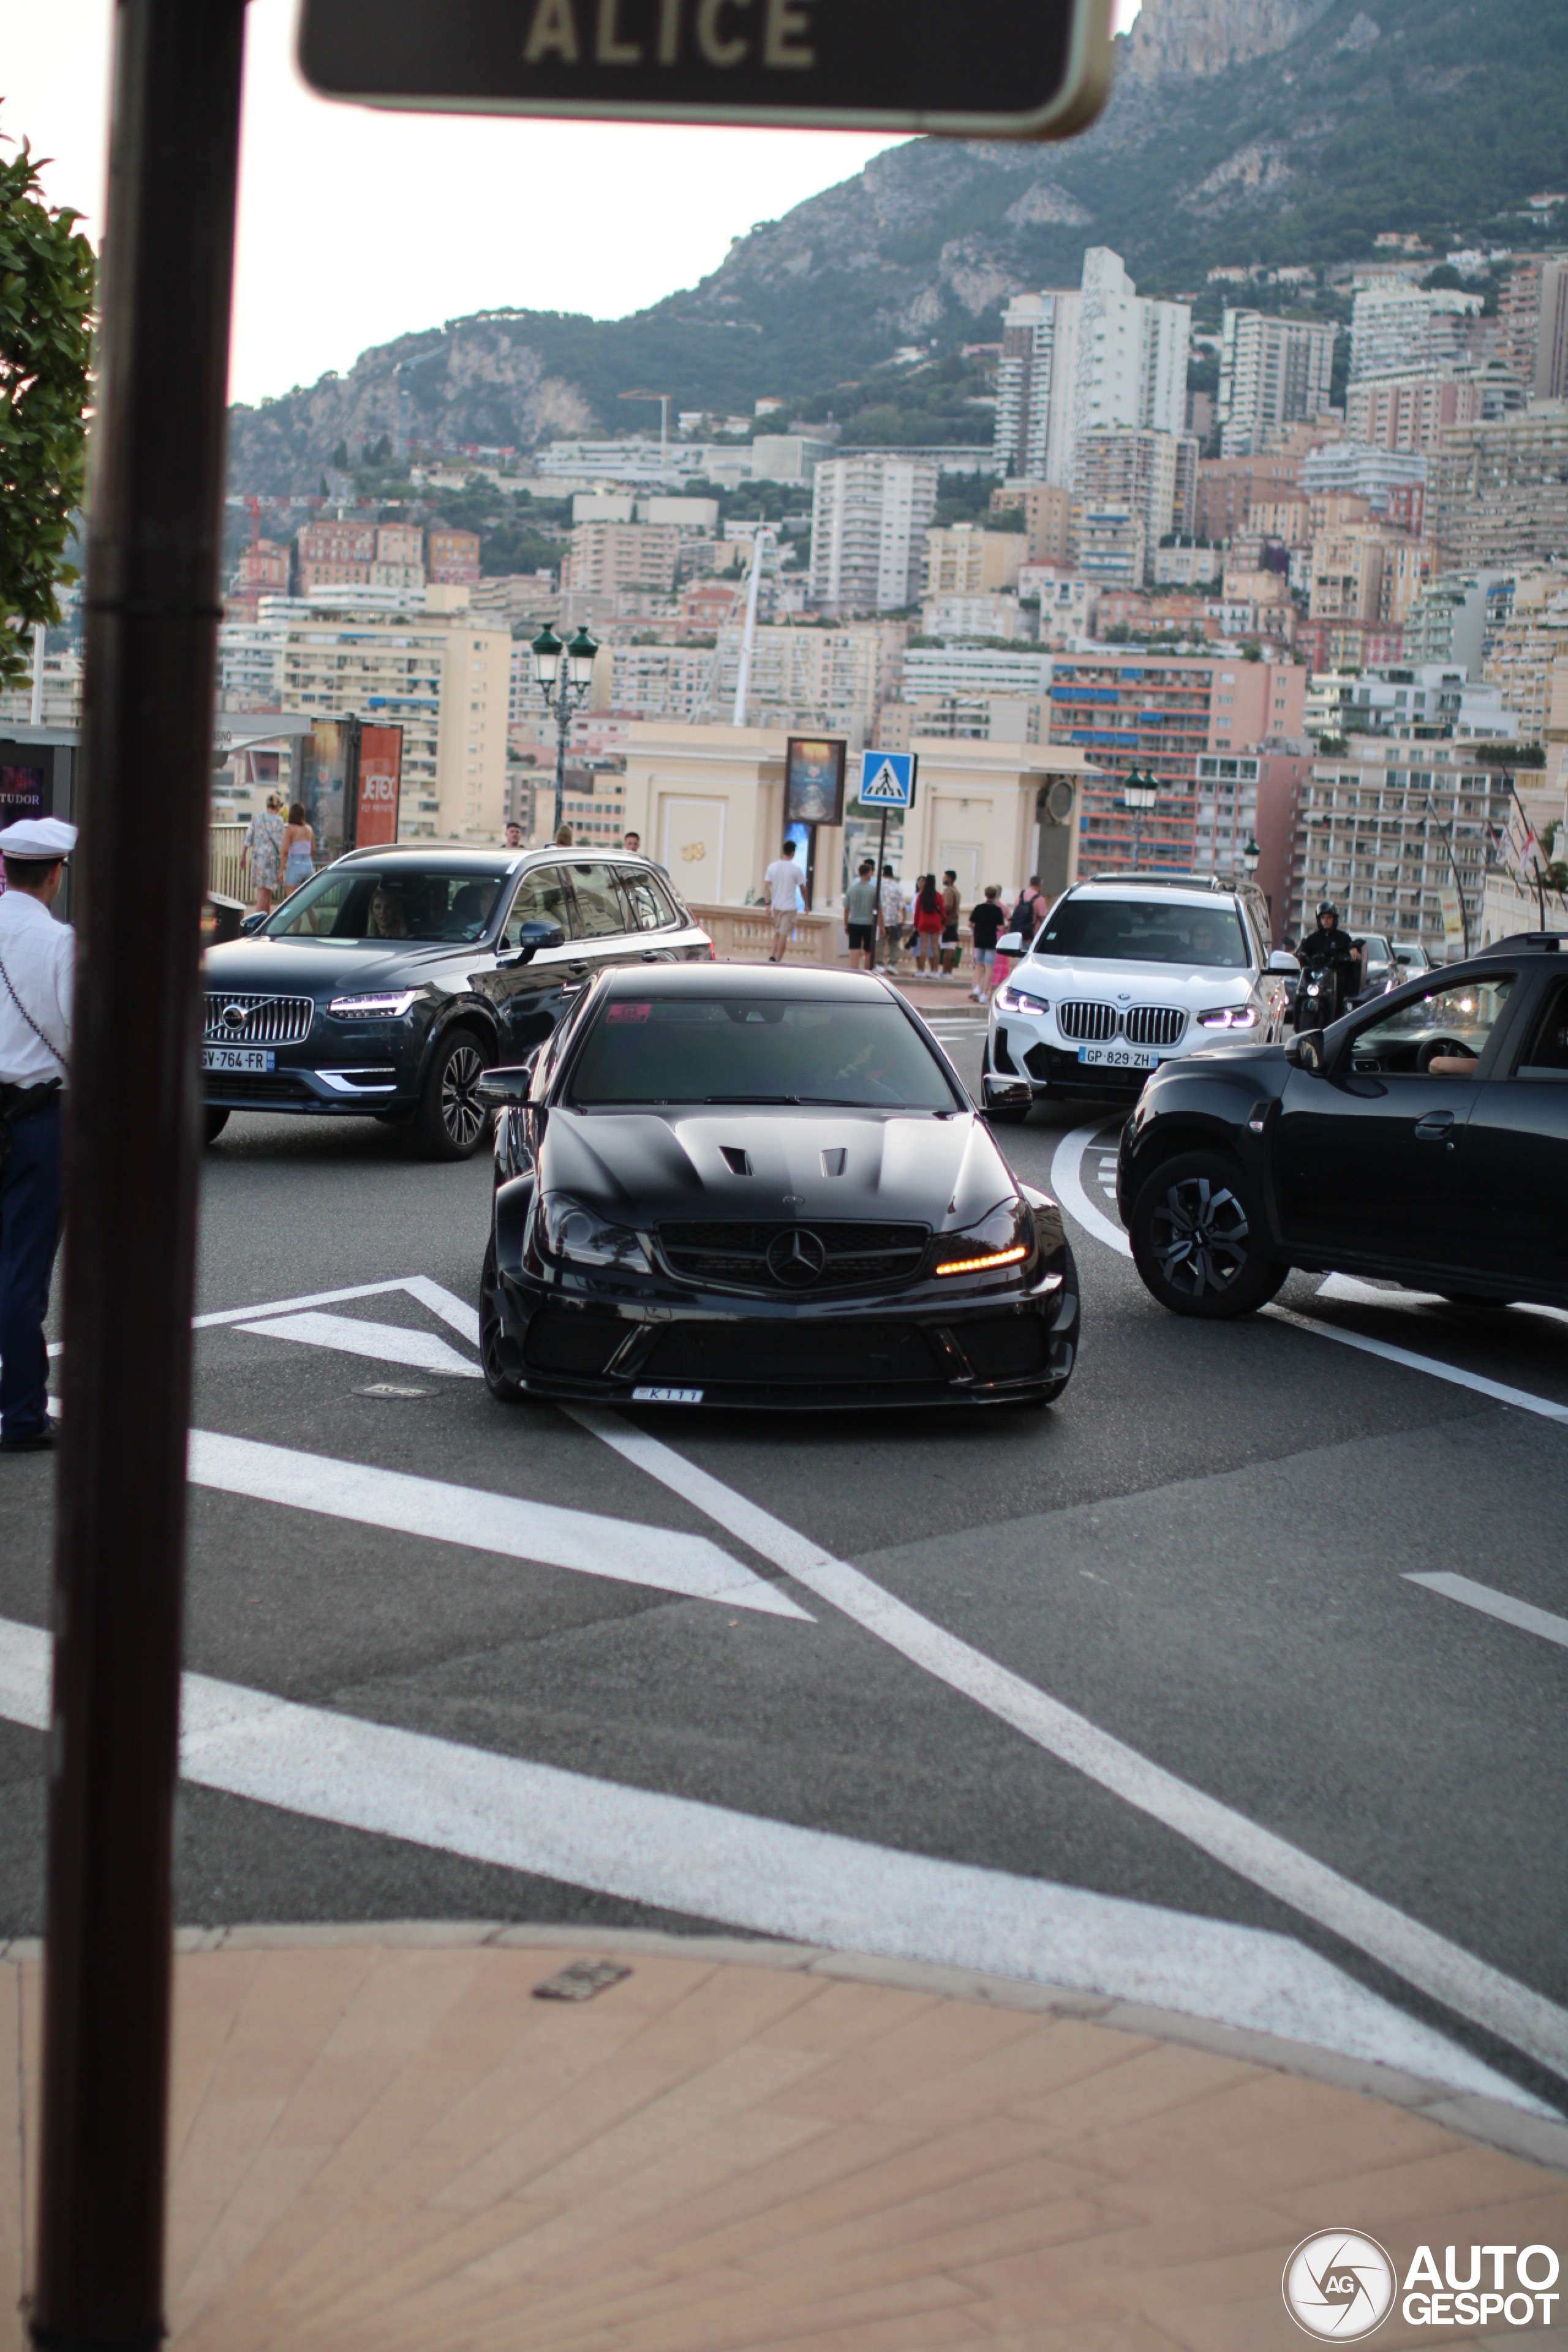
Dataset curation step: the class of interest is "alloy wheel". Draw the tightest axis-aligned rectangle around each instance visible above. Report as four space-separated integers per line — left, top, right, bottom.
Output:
1148 1174 1250 1300
441 1042 487 1150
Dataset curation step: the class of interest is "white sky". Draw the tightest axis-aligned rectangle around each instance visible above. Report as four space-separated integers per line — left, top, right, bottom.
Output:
0 0 1142 410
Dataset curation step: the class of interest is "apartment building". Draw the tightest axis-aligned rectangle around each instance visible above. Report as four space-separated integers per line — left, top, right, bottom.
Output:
1306 664 1518 743
228 537 290 622
562 521 682 599
903 645 1052 703
1071 505 1147 593
272 592 509 839
878 694 1049 749
1217 312 1337 457
1348 284 1484 382
1298 442 1427 511
295 521 426 596
922 593 1033 642
216 615 287 709
993 248 1189 487
718 621 905 734
1047 652 1305 873
1071 427 1198 576
603 641 716 725
989 482 1072 564
1346 371 1482 453
1194 453 1304 545
1482 572 1568 742
922 526 1024 597
428 529 480 586
1286 741 1515 948
809 454 938 614
1019 569 1099 647
1426 406 1568 570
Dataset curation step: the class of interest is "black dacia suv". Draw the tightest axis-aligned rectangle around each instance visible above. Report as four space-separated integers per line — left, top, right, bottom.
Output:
200 844 712 1158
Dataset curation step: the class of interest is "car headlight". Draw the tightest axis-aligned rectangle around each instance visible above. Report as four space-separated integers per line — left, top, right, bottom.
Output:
536 1191 651 1272
995 982 1049 1016
933 1198 1033 1278
1196 1005 1259 1030
329 989 418 1018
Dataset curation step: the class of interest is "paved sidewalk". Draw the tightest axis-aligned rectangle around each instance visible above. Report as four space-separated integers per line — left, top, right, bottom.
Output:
3 1928 1563 2349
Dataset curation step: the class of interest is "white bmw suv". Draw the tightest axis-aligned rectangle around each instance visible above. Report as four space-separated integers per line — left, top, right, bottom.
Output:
982 875 1288 1121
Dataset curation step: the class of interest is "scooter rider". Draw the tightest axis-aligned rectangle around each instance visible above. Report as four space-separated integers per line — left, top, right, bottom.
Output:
1295 902 1362 1020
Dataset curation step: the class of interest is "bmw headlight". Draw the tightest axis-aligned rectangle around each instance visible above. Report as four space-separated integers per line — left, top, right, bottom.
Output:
995 981 1049 1015
536 1192 651 1272
933 1198 1034 1278
1196 1004 1259 1031
329 989 418 1018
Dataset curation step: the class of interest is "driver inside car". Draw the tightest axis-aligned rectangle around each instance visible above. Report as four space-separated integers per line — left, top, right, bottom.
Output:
368 884 409 939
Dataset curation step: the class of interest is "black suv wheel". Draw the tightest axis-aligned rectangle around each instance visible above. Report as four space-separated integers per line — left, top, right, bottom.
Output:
417 1028 491 1161
1128 1150 1287 1319
480 1236 528 1402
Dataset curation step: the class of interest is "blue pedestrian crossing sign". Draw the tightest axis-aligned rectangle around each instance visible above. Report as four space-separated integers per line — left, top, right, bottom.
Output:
858 750 916 810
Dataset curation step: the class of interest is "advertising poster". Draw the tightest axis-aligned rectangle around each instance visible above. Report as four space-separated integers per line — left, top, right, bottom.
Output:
353 724 402 848
784 736 846 827
298 719 352 859
0 763 45 899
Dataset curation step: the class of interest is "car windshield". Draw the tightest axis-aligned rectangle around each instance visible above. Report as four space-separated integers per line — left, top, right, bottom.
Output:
1351 976 1514 1074
1035 897 1250 970
265 865 508 943
568 997 957 1109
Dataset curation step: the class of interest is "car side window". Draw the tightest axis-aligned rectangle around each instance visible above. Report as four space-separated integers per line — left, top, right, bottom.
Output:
620 869 676 932
503 866 571 948
1349 976 1515 1078
566 861 628 940
1516 977 1568 1076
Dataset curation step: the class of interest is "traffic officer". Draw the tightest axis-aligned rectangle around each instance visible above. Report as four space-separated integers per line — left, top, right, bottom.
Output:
0 816 76 1453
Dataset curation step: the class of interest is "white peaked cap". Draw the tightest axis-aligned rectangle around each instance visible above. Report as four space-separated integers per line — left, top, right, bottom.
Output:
0 818 77 858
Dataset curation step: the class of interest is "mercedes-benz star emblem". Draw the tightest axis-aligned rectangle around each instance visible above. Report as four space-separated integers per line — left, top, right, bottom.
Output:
766 1228 827 1287
221 1003 251 1031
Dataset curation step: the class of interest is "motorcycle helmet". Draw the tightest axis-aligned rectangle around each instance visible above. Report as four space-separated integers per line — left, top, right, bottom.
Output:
1316 901 1340 925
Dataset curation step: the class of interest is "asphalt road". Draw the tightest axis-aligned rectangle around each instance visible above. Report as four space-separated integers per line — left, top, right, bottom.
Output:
2 1014 1566 2118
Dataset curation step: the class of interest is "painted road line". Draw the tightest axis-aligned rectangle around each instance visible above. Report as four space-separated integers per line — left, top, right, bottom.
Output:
0 1618 1540 2109
1051 1121 1131 1257
1319 1273 1568 1331
576 1406 1568 2086
1264 1304 1568 1428
194 1278 421 1331
238 1311 483 1379
186 1430 810 1620
402 1275 482 1348
1405 1571 1568 1654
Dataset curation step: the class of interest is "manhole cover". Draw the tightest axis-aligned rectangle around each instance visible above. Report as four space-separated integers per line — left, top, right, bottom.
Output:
355 1382 436 1399
532 1959 632 2003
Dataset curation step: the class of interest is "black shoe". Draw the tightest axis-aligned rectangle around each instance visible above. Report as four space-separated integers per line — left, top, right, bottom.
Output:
1 1427 55 1453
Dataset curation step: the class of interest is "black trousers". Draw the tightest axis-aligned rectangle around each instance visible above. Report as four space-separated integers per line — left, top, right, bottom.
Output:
0 1096 62 1440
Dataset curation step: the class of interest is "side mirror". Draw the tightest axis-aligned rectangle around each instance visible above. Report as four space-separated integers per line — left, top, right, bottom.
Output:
1286 1031 1324 1074
996 932 1024 956
1267 950 1297 974
477 1054 541 1110
239 910 267 935
503 917 566 966
981 1073 1032 1114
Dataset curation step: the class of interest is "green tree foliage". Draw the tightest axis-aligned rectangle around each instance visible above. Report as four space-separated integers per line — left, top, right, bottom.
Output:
0 134 94 690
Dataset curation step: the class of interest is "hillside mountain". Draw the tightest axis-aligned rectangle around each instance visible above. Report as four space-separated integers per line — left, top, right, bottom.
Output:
227 0 1568 495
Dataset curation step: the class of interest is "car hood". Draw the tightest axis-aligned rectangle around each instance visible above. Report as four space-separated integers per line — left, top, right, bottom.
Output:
202 937 488 992
1011 955 1258 1005
537 1106 1014 1232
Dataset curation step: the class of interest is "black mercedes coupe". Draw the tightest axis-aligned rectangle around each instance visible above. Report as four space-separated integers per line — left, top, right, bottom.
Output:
200 845 712 1157
476 963 1080 1411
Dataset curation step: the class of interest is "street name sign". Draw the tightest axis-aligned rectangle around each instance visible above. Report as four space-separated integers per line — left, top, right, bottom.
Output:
858 749 916 810
297 0 1114 137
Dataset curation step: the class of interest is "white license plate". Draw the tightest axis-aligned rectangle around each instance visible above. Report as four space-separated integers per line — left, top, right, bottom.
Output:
202 1046 274 1073
631 1385 704 1404
1077 1044 1158 1070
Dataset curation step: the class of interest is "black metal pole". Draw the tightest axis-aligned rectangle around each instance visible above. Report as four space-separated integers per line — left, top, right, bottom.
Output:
32 0 246 2340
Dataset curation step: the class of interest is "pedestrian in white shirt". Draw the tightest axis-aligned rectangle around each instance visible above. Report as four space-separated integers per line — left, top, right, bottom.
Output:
763 843 807 962
0 817 76 1452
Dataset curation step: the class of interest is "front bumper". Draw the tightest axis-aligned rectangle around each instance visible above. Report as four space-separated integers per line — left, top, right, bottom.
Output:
485 1253 1080 1411
991 1019 1170 1098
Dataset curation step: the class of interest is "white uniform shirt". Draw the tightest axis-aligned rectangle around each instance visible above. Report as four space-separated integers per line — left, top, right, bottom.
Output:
764 856 805 913
0 888 74 1085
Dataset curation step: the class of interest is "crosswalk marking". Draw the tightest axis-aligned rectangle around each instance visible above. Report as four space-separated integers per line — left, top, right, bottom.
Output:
1405 1570 1568 1654
0 1616 1539 2109
238 1310 483 1378
186 1429 812 1618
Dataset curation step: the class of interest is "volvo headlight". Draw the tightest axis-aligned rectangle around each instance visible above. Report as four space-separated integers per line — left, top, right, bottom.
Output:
933 1198 1033 1278
536 1192 650 1272
329 989 418 1018
995 982 1049 1016
1196 1004 1259 1030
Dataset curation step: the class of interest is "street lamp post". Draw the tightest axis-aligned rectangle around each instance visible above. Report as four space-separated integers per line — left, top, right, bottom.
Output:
1121 766 1159 872
531 622 600 841
1241 832 1261 879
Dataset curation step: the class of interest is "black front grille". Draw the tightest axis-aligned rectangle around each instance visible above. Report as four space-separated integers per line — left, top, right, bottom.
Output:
524 1310 627 1376
955 1314 1049 1381
659 1221 928 1293
204 992 314 1046
645 1322 938 1387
